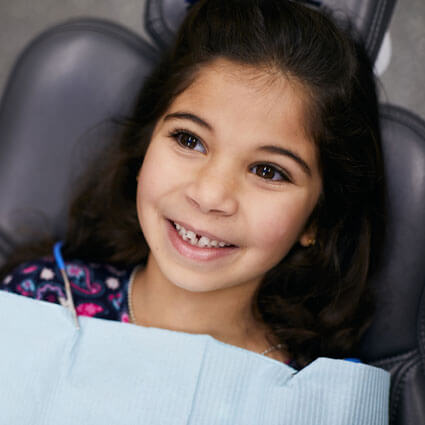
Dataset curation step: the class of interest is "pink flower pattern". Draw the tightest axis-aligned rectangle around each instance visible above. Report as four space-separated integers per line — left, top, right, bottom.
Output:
22 266 38 274
0 257 135 323
76 303 104 317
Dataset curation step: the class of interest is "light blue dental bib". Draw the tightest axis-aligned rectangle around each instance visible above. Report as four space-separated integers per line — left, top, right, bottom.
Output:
0 291 389 424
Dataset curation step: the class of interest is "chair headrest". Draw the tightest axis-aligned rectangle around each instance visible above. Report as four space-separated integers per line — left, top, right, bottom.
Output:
145 0 396 62
0 19 158 261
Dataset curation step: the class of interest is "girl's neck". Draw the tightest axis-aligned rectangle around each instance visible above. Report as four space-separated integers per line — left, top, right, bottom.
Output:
130 255 277 354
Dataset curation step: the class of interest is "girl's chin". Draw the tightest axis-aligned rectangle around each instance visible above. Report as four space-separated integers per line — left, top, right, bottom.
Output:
168 278 227 293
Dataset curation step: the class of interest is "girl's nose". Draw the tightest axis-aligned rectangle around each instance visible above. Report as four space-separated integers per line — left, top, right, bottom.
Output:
185 162 239 216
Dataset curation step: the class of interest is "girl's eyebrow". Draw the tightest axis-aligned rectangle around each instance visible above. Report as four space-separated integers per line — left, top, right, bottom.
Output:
163 111 213 132
257 145 312 177
163 111 312 177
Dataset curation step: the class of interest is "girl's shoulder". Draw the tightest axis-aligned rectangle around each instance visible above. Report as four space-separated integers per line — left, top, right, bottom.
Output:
0 257 134 323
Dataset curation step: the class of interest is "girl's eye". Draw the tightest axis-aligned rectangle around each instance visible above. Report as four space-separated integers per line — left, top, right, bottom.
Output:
250 164 291 182
169 130 206 153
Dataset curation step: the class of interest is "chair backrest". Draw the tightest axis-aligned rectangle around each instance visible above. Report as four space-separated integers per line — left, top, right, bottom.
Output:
0 19 158 257
359 104 425 425
1 1 424 424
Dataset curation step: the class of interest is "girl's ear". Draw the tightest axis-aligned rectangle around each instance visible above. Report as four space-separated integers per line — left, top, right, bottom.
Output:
299 225 317 248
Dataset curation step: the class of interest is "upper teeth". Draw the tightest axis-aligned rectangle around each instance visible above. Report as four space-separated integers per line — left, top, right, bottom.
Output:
174 222 232 248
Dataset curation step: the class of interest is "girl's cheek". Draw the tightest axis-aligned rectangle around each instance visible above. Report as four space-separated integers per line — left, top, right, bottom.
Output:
250 203 307 250
257 219 292 250
138 144 170 196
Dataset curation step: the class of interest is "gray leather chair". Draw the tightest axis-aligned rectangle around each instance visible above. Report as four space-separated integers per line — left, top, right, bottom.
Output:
0 1 423 424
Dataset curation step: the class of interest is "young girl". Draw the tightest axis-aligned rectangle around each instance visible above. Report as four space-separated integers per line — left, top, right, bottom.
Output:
0 0 389 423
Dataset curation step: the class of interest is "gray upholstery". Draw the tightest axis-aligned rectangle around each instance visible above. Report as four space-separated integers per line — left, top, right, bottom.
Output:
358 105 425 425
0 19 158 261
0 1 424 424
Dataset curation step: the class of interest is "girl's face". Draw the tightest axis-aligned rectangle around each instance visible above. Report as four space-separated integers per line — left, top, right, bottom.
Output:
137 59 322 293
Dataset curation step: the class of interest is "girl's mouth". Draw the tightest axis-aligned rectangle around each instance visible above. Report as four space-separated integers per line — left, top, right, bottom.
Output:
171 220 236 248
166 219 239 262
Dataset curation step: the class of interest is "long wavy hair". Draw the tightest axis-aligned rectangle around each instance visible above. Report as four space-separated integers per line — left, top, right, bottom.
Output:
1 0 386 367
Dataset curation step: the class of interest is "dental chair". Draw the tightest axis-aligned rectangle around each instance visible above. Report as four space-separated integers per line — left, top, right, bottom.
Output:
0 1 423 423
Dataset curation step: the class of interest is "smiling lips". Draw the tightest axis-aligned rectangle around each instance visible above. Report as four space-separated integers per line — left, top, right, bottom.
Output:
166 219 239 262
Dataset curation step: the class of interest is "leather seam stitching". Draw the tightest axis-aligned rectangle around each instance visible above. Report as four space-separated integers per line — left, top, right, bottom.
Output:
370 349 418 369
381 104 425 140
390 359 422 425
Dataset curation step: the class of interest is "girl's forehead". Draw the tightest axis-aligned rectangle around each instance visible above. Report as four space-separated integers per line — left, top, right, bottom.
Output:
167 58 315 147
190 58 304 100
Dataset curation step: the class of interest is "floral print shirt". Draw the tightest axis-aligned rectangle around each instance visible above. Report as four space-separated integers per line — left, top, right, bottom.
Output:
0 257 134 322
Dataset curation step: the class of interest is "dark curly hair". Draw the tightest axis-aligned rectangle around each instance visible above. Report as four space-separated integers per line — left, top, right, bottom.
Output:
0 0 386 367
